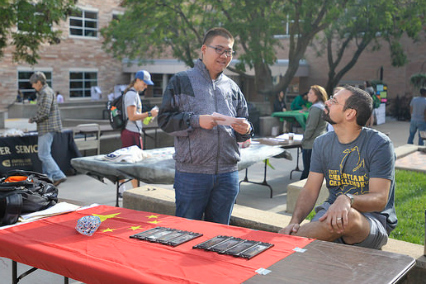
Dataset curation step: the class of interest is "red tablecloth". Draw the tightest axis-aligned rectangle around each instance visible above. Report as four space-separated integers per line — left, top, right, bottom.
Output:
0 205 313 284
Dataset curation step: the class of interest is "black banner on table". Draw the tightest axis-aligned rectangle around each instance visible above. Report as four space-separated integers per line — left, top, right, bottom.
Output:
0 130 81 175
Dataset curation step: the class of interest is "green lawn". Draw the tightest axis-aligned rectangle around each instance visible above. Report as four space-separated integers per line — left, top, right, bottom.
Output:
391 169 426 245
306 169 425 245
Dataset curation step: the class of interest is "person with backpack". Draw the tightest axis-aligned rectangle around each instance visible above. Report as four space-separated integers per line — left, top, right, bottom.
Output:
120 70 158 191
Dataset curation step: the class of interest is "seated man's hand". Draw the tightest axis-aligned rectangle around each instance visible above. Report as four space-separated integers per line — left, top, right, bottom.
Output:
318 195 351 234
278 223 300 235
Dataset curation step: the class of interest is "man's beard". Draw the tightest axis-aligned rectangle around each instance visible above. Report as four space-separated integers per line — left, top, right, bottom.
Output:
322 106 336 125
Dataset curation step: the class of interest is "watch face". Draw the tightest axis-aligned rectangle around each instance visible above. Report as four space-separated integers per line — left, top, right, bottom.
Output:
346 193 354 205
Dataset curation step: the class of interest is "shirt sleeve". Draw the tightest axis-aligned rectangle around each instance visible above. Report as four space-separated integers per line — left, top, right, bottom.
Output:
368 138 395 180
31 91 52 123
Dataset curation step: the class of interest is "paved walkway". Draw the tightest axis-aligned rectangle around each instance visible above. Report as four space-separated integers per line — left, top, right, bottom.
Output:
395 150 426 173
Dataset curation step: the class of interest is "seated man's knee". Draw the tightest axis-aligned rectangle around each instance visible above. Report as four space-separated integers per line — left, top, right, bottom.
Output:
342 209 370 244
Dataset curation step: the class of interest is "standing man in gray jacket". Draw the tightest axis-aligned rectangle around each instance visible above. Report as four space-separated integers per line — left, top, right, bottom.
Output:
158 27 252 225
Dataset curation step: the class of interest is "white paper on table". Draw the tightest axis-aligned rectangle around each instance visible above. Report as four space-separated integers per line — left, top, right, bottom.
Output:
212 112 246 126
276 133 304 142
20 202 81 222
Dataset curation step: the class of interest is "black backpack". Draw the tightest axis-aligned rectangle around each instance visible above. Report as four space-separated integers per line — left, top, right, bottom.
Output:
0 170 58 226
107 93 127 130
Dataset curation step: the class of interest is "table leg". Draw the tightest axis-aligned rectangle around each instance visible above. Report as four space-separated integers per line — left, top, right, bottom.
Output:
290 147 302 179
239 160 273 198
12 260 38 284
12 260 70 284
12 260 17 284
116 180 120 207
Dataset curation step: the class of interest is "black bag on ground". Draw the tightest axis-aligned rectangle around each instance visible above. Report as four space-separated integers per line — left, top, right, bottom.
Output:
0 170 59 226
107 93 128 130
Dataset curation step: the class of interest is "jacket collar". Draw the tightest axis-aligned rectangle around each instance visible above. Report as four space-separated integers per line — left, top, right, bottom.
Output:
195 59 223 82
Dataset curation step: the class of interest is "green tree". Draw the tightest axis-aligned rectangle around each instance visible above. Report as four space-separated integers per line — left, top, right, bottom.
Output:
0 0 75 65
102 0 349 99
318 0 426 95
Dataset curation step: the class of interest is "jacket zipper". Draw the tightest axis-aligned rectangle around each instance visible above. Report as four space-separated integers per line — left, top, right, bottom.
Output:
213 80 220 175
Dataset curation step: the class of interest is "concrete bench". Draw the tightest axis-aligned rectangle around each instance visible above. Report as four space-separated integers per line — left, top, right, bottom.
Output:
286 179 328 213
123 185 299 233
394 144 421 159
123 185 425 283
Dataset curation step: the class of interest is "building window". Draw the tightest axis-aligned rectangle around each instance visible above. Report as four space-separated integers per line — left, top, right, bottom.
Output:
112 12 122 22
69 72 98 98
274 15 299 39
18 71 52 101
69 9 98 37
151 74 174 97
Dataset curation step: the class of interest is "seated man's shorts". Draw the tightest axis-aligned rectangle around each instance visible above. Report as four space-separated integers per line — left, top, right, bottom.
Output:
312 202 389 249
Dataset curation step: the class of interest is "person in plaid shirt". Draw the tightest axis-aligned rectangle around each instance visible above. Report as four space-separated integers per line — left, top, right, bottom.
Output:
28 71 67 186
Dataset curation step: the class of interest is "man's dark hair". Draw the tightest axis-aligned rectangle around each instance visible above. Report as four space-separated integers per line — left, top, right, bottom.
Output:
420 88 426 96
202 27 234 45
343 85 373 127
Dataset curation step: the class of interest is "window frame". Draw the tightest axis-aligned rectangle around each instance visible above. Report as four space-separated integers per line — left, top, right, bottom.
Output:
17 70 53 101
69 70 98 99
69 7 99 38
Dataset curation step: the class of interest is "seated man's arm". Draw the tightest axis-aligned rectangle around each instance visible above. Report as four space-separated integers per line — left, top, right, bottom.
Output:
279 172 324 235
345 177 390 213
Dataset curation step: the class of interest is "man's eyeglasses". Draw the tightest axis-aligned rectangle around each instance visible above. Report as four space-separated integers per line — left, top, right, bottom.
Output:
207 45 235 57
327 97 345 107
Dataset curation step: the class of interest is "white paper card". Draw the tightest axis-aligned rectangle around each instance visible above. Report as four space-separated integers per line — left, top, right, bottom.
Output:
212 112 246 126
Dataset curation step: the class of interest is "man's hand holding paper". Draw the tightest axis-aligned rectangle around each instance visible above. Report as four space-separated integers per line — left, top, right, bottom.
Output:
212 112 250 134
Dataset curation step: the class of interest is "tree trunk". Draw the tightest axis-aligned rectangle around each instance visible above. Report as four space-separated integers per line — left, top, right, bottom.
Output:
253 61 274 105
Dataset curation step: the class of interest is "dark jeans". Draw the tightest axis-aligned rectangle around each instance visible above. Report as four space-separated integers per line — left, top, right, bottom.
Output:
300 148 312 180
174 170 239 225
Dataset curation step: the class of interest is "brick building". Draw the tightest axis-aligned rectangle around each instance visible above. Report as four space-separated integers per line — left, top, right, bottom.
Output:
1 0 424 113
0 0 127 107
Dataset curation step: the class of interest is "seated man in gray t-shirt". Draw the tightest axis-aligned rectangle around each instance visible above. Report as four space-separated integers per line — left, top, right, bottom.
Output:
279 85 396 250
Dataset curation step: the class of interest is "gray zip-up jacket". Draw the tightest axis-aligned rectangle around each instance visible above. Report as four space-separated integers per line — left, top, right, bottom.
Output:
158 59 251 174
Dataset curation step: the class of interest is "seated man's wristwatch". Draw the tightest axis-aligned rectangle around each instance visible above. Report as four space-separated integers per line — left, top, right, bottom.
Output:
345 193 354 206
147 111 152 117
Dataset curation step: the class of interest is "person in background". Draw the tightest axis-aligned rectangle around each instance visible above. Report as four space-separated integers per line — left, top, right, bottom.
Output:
119 70 159 194
56 91 64 104
300 85 328 180
16 90 23 103
28 71 67 186
407 87 426 146
274 91 287 112
364 81 375 127
279 85 397 250
274 90 289 133
291 92 310 111
158 27 252 225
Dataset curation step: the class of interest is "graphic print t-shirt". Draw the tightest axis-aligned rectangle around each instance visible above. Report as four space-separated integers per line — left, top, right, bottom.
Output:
310 128 397 231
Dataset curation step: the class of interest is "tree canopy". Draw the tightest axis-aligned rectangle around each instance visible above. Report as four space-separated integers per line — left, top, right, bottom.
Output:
316 0 426 95
102 0 349 97
0 0 75 65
